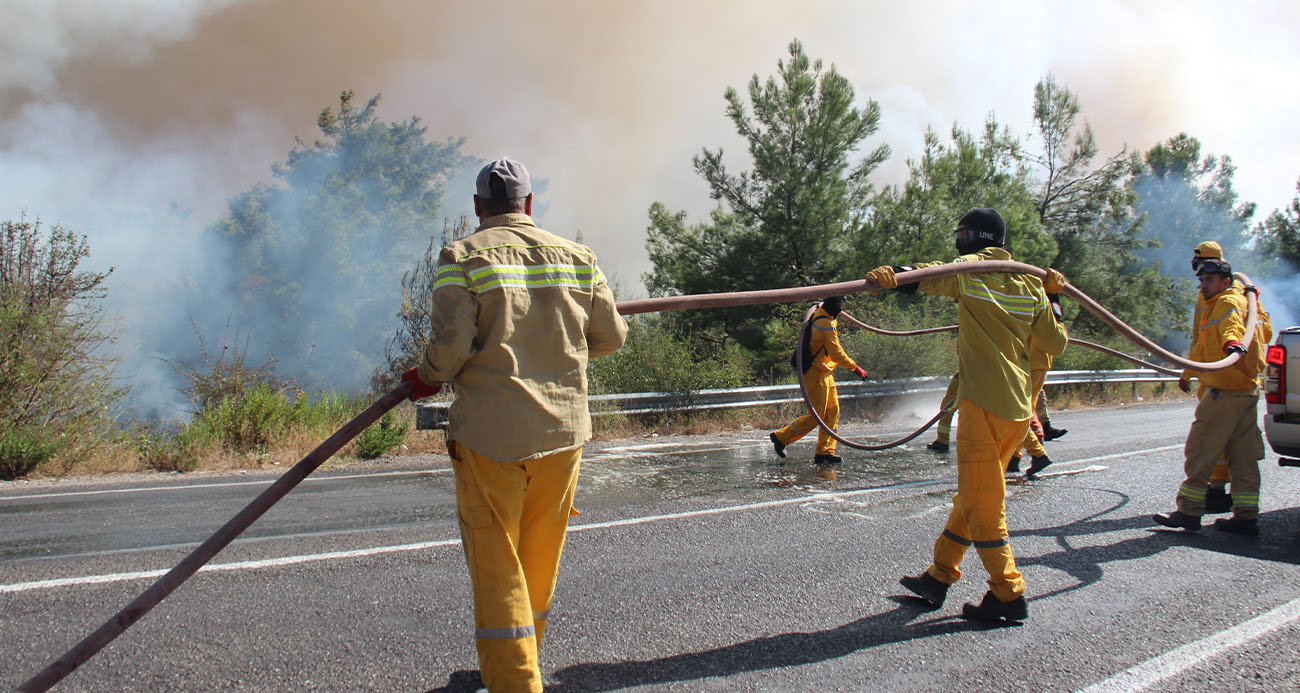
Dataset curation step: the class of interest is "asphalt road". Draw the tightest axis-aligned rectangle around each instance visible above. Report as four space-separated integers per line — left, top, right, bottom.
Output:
3 400 1299 692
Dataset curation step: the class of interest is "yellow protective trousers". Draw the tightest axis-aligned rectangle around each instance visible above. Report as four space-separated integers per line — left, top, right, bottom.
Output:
1019 371 1049 458
933 374 959 444
775 369 840 456
1176 388 1264 520
450 442 583 693
927 400 1030 602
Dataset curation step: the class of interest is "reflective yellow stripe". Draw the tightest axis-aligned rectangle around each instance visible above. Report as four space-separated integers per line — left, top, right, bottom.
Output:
466 263 604 292
432 264 469 290
957 274 1042 319
1179 483 1207 501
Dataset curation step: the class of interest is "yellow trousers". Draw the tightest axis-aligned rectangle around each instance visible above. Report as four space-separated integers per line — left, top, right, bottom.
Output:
775 369 840 456
927 400 1030 602
933 374 960 444
1019 370 1049 458
1176 388 1264 520
451 442 583 693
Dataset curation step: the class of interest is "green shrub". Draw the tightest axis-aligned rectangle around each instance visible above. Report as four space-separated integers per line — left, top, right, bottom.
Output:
587 316 753 394
191 382 297 452
355 410 407 459
0 426 62 479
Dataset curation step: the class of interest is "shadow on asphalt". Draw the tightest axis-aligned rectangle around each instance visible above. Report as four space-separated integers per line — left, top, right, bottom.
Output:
552 600 988 691
425 599 991 692
1015 499 1300 605
424 505 1300 692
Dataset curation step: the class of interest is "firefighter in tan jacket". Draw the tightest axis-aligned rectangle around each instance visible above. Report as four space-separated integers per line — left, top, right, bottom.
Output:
869 207 1068 623
1156 258 1270 536
403 157 627 692
1182 241 1273 513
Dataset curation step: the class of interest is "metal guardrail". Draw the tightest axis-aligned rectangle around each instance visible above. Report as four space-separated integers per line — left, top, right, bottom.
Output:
415 369 1178 430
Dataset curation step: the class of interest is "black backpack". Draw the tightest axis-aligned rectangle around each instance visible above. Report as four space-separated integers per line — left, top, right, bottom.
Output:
790 314 829 374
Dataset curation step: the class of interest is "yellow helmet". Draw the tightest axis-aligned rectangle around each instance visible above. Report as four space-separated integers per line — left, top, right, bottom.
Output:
1192 241 1224 272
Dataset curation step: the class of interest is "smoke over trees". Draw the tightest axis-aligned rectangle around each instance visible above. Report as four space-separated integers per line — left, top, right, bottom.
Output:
647 47 1296 370
200 91 466 393
644 39 890 364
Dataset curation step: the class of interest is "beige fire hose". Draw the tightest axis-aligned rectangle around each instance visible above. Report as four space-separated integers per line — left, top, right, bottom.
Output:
837 313 1182 376
788 263 1257 451
19 261 1257 691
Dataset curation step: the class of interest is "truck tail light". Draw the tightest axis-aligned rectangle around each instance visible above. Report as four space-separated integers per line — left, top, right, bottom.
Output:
1265 344 1285 404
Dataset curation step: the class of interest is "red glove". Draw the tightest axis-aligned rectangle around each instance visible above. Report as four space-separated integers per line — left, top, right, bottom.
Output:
1224 340 1246 356
401 368 442 401
1029 416 1045 441
851 365 868 380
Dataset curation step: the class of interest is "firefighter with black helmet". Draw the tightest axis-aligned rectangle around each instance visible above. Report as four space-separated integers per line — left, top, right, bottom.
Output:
867 207 1069 623
770 295 869 466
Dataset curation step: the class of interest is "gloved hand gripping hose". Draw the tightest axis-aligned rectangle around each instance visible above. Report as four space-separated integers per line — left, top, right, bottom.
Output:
786 263 1256 451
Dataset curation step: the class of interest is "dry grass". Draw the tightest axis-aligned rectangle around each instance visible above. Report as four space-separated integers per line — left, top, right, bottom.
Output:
22 384 1191 479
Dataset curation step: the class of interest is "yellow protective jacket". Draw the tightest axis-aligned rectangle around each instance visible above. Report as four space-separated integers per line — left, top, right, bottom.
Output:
1182 280 1272 384
418 213 628 461
807 306 860 375
915 247 1069 421
1185 287 1271 392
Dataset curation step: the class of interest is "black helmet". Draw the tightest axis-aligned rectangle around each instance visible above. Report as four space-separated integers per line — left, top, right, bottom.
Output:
955 208 1006 254
822 295 844 317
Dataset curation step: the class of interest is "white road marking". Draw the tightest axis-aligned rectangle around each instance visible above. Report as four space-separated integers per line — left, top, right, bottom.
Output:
1077 596 1300 693
598 442 688 452
0 469 447 502
586 445 742 460
0 445 1137 595
0 539 462 594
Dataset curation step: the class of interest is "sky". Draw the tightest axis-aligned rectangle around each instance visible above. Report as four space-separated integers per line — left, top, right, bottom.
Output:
2 0 1298 407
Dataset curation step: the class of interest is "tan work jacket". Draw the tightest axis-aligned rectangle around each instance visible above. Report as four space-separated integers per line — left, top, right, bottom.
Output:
915 247 1069 421
1185 287 1270 392
418 213 628 461
1183 280 1272 387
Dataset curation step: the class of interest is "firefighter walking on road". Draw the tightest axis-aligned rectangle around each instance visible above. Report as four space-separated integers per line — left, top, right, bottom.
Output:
1155 257 1271 536
868 207 1068 623
402 156 628 692
771 296 869 466
1182 241 1273 514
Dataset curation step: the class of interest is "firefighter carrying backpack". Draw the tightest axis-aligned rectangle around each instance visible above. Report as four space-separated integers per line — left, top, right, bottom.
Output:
790 314 829 374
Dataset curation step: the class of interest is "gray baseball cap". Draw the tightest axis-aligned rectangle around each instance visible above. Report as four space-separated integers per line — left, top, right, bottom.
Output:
475 156 531 200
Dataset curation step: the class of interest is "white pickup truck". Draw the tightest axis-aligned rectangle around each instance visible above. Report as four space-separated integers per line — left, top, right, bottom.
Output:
1264 325 1300 466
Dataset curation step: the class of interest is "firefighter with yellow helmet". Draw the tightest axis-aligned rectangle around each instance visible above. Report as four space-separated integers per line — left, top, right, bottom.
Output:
868 207 1069 622
1157 254 1272 535
1182 241 1272 514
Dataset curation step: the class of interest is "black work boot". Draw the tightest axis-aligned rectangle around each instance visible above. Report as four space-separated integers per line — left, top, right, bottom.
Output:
1025 455 1052 478
769 432 786 459
813 453 842 466
1005 455 1021 473
1213 516 1259 536
1043 425 1068 441
1153 511 1202 532
961 590 1028 623
1204 486 1231 514
926 439 949 453
899 572 949 608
